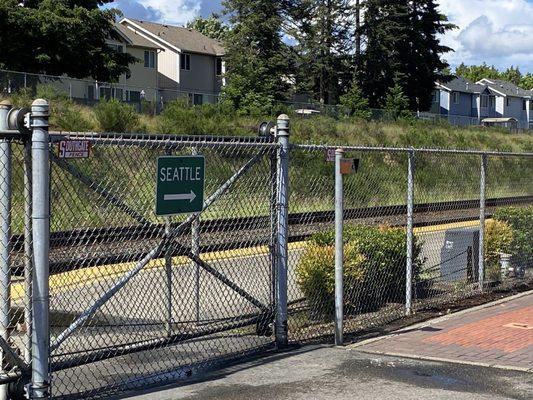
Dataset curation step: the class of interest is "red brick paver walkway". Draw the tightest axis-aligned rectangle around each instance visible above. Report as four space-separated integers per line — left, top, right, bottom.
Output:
354 293 533 371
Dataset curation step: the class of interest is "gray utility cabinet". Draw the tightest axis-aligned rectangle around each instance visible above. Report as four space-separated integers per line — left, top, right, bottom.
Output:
440 228 479 282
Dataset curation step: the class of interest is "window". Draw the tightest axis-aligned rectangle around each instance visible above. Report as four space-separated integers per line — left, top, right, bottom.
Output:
216 58 223 76
108 43 124 53
193 94 203 106
115 88 123 101
127 90 141 102
530 100 533 111
489 96 495 108
481 95 489 108
506 97 511 107
87 85 95 100
452 92 460 104
180 53 191 70
99 87 112 100
144 51 155 68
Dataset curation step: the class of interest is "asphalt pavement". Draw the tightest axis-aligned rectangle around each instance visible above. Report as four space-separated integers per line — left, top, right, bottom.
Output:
120 346 532 400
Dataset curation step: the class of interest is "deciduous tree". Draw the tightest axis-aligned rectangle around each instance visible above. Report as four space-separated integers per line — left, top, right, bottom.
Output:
0 0 135 81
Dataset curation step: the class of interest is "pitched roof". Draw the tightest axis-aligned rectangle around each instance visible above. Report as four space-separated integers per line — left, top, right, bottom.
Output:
121 19 225 56
477 78 532 98
436 76 486 94
114 23 162 50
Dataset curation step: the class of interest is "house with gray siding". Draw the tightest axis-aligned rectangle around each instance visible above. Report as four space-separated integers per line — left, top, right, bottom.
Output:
429 76 495 126
476 79 533 130
119 18 225 105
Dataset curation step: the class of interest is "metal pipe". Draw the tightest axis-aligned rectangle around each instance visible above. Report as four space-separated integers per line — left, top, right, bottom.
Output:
31 99 51 399
24 139 33 364
164 149 173 337
0 100 12 400
479 154 488 291
191 148 201 324
269 152 278 316
292 144 533 158
405 149 415 316
334 148 344 346
275 115 290 348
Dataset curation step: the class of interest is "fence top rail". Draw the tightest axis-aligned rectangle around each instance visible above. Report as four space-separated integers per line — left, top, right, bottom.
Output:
49 131 279 148
292 143 533 157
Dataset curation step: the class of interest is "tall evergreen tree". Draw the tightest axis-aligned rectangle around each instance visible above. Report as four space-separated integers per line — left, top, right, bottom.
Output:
222 0 290 112
358 0 454 110
288 0 353 104
0 0 135 80
406 0 455 110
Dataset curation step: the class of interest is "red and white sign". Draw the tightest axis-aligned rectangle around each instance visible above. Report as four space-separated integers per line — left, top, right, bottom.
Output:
57 140 91 159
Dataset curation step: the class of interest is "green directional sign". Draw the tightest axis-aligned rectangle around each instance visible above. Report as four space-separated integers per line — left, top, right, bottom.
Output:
156 156 205 216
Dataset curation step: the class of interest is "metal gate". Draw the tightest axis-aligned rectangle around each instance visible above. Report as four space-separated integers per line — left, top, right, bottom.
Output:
0 100 291 399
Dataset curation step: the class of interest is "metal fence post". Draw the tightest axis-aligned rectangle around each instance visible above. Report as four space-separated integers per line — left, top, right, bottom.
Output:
405 149 415 316
334 148 344 346
164 149 173 336
24 137 33 365
478 154 487 292
0 100 12 400
191 147 200 324
275 114 290 348
30 99 50 399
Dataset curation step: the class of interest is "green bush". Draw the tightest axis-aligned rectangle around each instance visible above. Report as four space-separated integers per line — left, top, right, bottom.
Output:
484 219 514 282
94 99 139 133
157 100 249 136
54 105 94 132
296 225 424 319
493 206 533 267
36 84 70 102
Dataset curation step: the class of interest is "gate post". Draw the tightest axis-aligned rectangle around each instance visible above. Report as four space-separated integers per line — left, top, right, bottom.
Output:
0 100 12 400
405 149 415 316
334 148 344 346
30 99 50 399
478 153 487 292
275 115 290 348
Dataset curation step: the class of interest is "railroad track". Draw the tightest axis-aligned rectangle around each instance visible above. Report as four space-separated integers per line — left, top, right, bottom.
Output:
9 195 533 275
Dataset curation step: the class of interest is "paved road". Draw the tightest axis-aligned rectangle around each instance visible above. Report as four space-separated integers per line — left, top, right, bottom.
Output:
120 346 532 400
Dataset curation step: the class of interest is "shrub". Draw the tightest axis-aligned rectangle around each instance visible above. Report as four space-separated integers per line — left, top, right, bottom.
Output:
36 84 70 102
296 225 424 318
484 220 514 282
94 99 139 132
493 206 533 267
10 87 33 108
54 105 94 132
340 82 371 120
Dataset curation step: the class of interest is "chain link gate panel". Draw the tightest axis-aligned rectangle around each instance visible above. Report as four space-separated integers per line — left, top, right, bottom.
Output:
1 136 34 398
44 134 280 398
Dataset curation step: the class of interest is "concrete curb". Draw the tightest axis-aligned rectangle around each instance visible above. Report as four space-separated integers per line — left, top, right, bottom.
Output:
353 349 533 373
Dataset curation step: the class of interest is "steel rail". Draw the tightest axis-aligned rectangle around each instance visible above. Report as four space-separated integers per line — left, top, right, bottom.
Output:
9 195 533 253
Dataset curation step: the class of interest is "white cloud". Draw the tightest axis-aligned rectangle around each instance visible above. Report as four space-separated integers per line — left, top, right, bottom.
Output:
438 0 533 71
136 0 201 25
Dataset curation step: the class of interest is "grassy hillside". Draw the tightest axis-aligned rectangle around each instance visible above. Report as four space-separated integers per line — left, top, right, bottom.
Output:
7 86 533 152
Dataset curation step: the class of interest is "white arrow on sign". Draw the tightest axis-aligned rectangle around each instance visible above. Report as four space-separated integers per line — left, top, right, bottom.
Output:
163 190 197 203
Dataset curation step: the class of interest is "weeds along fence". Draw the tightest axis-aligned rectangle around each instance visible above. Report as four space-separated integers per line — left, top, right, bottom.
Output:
0 103 532 399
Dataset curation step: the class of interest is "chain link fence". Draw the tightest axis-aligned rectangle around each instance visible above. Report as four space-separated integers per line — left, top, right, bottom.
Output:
0 104 532 399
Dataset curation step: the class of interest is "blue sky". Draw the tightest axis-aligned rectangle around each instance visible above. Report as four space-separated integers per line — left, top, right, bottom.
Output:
108 0 533 73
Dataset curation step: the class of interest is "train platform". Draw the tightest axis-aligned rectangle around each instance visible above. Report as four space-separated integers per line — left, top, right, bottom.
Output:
353 291 533 372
